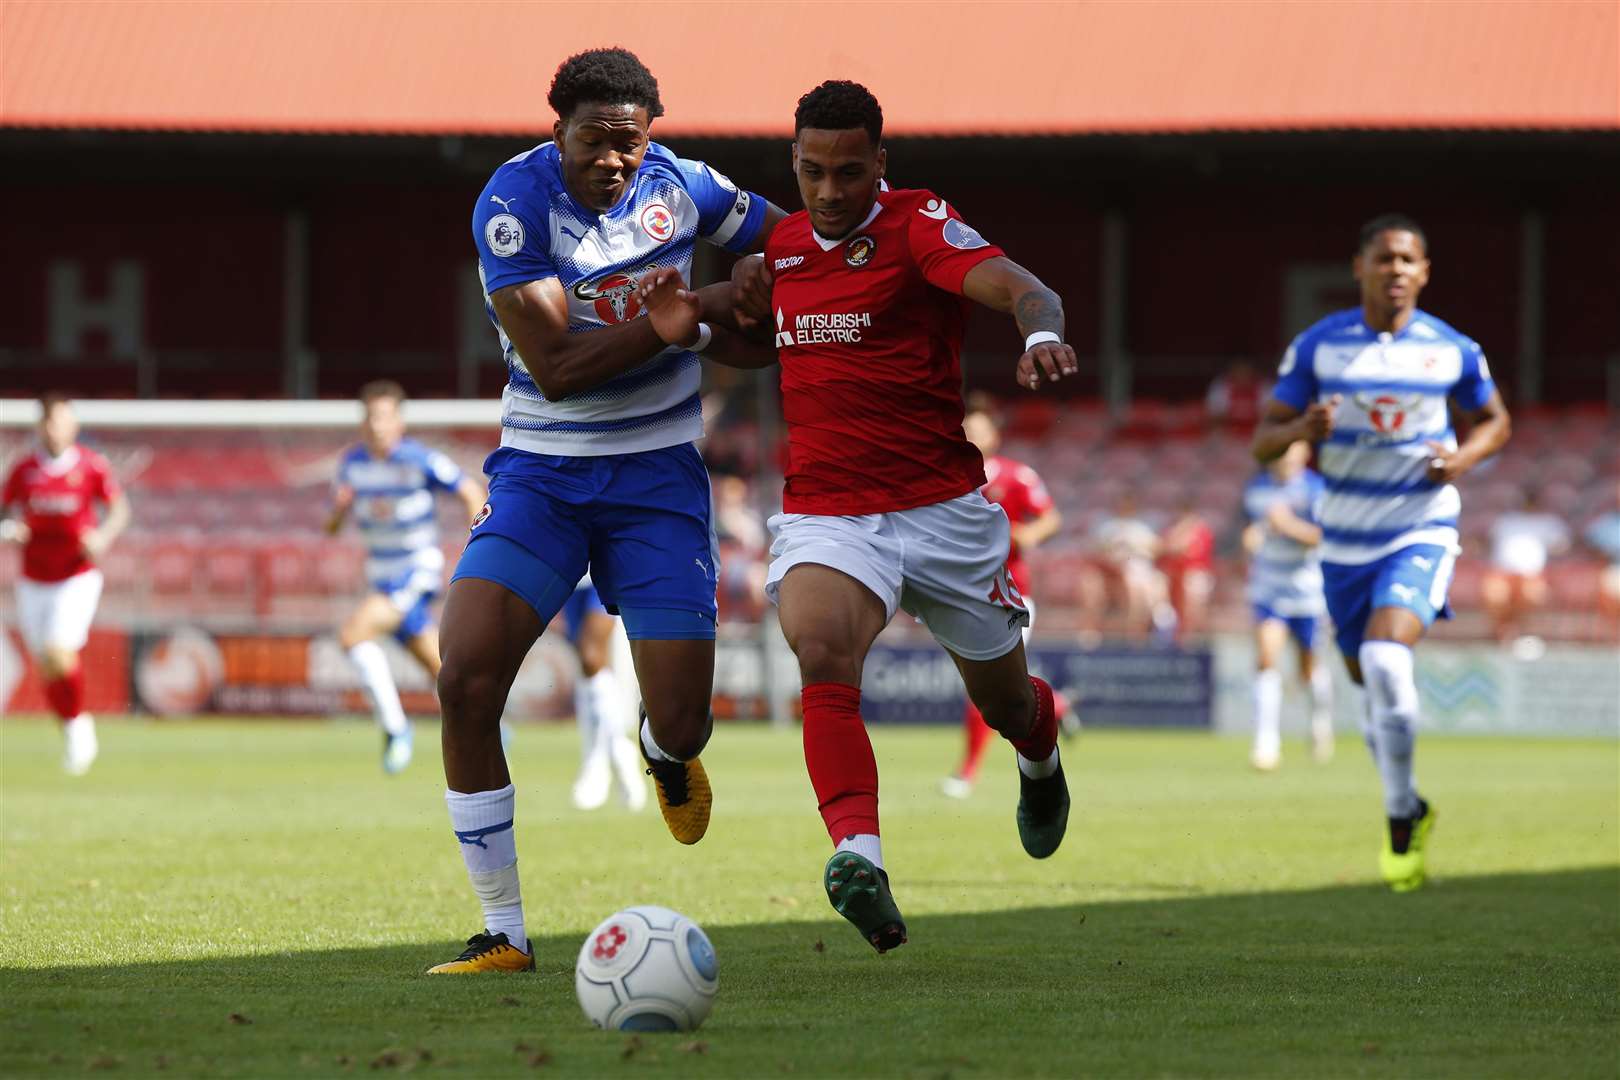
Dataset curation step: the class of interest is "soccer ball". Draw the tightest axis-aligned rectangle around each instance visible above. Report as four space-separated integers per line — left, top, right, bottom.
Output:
575 905 718 1032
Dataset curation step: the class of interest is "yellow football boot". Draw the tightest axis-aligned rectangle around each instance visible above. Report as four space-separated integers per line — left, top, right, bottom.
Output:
425 932 534 974
1379 801 1436 893
638 707 713 844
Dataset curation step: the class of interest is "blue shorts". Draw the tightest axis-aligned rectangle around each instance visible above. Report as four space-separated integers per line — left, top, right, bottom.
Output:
450 443 718 640
1251 604 1319 650
1322 543 1456 658
391 591 437 643
561 583 608 643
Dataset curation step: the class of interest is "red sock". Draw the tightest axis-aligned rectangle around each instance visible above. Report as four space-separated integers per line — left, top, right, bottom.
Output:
44 665 85 722
958 701 995 781
801 682 879 843
1008 676 1057 763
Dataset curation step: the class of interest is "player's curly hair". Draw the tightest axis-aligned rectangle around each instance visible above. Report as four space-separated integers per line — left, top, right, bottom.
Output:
794 80 883 144
1359 212 1427 254
548 47 664 122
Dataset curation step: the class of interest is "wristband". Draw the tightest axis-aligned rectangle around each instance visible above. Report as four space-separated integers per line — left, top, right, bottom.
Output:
1024 330 1061 350
690 322 713 354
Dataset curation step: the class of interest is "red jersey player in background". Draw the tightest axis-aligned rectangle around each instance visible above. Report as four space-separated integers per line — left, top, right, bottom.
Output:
1 394 130 775
941 397 1072 799
638 80 1082 953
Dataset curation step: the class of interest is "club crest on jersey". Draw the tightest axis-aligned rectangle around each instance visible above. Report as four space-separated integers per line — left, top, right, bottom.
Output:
485 214 525 258
844 235 877 267
471 502 492 530
1353 391 1425 435
639 202 675 243
574 273 644 323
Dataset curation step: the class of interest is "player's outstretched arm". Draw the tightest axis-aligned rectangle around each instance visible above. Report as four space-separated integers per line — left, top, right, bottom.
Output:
637 269 778 371
324 484 354 536
1253 397 1340 463
454 477 487 528
82 492 130 560
491 277 673 401
1427 390 1510 484
1265 502 1323 547
1013 506 1063 553
959 258 1079 391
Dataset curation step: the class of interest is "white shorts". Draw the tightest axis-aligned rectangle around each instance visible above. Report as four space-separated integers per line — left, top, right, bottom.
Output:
764 492 1029 661
15 569 104 654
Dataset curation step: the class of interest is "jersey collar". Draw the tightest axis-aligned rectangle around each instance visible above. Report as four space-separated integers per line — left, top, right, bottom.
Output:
811 201 884 251
35 444 81 476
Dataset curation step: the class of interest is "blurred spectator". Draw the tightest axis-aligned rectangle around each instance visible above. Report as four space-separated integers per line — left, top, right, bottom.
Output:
1482 489 1571 645
1204 360 1272 432
1081 493 1177 641
1583 480 1620 619
713 473 768 620
1160 498 1215 640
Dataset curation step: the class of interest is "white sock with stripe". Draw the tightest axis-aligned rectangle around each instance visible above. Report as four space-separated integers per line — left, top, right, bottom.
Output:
348 640 408 737
445 784 526 952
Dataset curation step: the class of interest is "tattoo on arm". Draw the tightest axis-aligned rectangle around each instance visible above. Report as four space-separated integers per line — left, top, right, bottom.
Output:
1014 287 1064 339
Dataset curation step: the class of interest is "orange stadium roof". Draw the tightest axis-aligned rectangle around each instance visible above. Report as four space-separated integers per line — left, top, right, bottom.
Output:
3 0 1617 136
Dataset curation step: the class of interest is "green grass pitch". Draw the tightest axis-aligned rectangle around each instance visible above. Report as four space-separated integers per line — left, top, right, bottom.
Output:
2 718 1616 1077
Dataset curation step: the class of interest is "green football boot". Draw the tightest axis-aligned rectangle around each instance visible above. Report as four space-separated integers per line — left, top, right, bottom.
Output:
823 851 907 953
1379 799 1436 893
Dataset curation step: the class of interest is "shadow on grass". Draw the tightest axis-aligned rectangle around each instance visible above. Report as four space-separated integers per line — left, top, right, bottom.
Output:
3 866 1617 1078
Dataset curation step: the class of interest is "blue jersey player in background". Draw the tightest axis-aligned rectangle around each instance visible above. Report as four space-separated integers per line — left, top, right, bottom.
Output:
1240 439 1333 772
1253 213 1512 893
429 48 786 973
327 380 485 774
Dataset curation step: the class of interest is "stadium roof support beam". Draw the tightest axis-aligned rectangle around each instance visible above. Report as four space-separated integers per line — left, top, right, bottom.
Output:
282 209 314 399
1098 210 1130 415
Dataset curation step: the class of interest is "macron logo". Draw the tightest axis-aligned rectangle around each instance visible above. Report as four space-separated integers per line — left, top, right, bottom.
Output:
774 255 805 272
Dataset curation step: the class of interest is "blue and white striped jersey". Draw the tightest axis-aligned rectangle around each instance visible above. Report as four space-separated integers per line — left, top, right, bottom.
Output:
336 439 464 591
471 141 767 457
1243 468 1326 616
1273 308 1495 565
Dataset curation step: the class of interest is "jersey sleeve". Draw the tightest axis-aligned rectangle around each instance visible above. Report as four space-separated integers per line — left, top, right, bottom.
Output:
1271 332 1319 411
677 157 768 254
1241 476 1268 522
422 448 465 493
88 453 121 503
1016 465 1055 518
904 192 1006 294
1 462 22 509
1451 337 1496 412
472 176 557 295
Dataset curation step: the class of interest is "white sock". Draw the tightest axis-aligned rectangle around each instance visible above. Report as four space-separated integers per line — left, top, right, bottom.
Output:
348 641 407 737
574 670 602 767
1359 641 1421 819
584 670 627 760
1252 668 1282 755
445 784 526 951
1016 745 1060 779
835 833 885 871
1308 663 1334 729
640 716 677 762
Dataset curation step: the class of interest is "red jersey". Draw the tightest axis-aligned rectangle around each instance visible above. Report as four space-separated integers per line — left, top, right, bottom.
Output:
1 446 120 582
982 454 1055 593
767 188 1005 515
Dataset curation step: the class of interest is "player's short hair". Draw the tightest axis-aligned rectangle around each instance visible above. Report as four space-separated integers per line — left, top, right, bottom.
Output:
963 391 1002 425
358 380 406 406
548 47 664 122
37 391 72 415
1358 212 1428 255
794 80 883 144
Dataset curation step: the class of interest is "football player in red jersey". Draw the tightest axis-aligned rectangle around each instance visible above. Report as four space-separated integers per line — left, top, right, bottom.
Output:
940 399 1072 799
1 394 130 775
638 80 1081 953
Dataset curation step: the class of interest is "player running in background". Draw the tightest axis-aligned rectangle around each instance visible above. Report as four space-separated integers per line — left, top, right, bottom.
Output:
327 381 484 774
941 398 1071 799
1 394 130 775
561 577 647 812
649 80 1081 953
1253 213 1511 892
1240 439 1333 771
429 48 785 974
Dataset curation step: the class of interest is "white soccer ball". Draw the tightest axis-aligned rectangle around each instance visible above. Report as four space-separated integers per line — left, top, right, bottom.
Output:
575 905 718 1033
